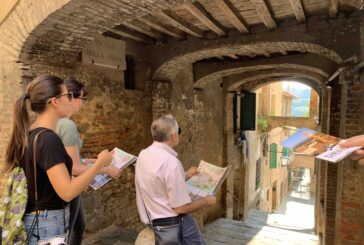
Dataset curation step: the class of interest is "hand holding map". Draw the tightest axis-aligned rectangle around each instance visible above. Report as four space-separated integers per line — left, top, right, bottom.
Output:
282 128 362 163
186 160 231 200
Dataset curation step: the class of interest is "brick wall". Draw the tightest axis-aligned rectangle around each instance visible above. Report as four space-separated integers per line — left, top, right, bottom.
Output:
337 70 364 244
20 63 152 234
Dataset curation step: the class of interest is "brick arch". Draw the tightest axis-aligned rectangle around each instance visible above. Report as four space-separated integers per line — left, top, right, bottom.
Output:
194 53 337 88
0 0 71 62
0 0 178 68
152 42 343 81
199 64 326 91
225 68 324 92
248 76 321 94
230 74 322 96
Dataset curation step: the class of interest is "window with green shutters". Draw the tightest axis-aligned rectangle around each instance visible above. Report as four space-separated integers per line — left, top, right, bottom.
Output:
270 143 277 168
283 147 290 157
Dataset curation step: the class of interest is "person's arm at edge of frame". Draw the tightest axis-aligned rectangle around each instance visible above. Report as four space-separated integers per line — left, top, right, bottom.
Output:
172 196 216 214
340 135 364 165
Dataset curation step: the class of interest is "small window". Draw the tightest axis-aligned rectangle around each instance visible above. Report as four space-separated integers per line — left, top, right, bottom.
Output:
270 143 277 169
124 55 135 90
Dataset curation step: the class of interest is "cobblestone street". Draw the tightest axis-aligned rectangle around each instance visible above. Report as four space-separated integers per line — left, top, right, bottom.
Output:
203 175 318 245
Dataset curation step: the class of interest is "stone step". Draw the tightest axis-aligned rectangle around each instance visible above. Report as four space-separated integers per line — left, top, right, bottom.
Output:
203 218 318 245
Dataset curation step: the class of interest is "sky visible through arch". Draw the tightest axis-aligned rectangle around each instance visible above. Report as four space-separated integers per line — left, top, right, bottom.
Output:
282 81 311 117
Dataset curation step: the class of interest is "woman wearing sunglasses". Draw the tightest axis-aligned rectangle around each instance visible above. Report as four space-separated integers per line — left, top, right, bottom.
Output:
57 79 121 245
4 75 114 244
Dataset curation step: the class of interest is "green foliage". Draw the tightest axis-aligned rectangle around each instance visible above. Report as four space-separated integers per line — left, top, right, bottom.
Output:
257 116 269 132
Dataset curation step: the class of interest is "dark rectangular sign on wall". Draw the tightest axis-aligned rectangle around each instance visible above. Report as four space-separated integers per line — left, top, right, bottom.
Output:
240 92 256 130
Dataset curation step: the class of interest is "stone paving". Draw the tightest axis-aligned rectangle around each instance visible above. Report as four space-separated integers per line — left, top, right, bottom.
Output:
203 169 318 245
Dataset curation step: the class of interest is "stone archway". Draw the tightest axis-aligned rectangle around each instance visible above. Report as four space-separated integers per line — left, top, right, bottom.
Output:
194 53 337 88
152 42 342 81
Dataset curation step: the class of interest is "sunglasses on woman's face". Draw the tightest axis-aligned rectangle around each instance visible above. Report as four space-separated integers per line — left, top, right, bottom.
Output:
48 92 73 103
56 92 73 101
178 128 182 135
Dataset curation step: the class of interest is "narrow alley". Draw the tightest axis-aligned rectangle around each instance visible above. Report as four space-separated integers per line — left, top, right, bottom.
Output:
1 1 364 244
204 169 318 245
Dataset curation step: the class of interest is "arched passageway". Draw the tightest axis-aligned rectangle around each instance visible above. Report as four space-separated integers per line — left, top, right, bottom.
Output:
1 1 364 244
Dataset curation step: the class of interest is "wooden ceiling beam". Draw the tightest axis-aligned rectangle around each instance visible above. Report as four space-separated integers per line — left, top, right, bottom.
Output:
288 0 306 24
216 0 249 33
328 0 338 18
140 16 184 39
249 0 277 29
123 21 164 39
157 10 204 38
109 27 149 43
228 54 239 59
182 1 226 36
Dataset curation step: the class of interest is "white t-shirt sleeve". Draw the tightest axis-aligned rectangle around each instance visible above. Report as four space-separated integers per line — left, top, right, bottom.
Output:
164 162 192 208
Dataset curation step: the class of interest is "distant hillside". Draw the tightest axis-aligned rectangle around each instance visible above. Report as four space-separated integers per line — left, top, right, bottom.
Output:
285 86 311 117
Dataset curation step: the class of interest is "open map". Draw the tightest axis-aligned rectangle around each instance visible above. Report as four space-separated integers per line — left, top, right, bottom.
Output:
187 160 231 200
90 147 137 190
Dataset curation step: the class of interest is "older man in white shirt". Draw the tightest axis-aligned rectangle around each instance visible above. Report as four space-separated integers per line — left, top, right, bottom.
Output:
135 114 216 245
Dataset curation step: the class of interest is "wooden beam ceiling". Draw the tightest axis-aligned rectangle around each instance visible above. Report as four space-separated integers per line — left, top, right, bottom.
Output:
227 54 239 59
288 0 306 24
182 1 226 36
110 26 150 43
328 0 338 18
157 9 204 38
216 0 249 33
249 0 277 29
123 21 164 39
140 16 185 39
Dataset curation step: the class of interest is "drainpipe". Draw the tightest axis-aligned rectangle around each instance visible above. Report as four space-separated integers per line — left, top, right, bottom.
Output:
327 66 347 82
327 57 363 83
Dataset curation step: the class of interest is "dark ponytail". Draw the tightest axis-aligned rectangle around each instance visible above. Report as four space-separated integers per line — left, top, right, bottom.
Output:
4 95 30 172
4 75 64 172
64 78 87 98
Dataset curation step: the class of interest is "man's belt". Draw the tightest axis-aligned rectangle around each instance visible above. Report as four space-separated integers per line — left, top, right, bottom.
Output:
152 214 186 227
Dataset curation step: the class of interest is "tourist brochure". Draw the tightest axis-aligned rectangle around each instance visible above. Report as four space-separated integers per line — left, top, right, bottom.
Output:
186 160 231 200
90 147 137 190
281 128 361 163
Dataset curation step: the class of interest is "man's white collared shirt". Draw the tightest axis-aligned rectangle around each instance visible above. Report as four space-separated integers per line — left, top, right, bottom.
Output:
135 141 192 224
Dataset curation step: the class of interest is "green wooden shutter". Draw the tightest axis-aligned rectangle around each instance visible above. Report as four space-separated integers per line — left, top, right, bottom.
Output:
270 143 277 169
283 147 290 157
240 92 256 130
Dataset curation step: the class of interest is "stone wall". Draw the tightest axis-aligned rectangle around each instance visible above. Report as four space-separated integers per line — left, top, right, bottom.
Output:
336 70 364 244
20 62 152 234
171 66 225 223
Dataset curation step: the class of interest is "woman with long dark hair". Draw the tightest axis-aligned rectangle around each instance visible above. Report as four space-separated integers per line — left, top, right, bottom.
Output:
4 75 113 244
56 79 121 245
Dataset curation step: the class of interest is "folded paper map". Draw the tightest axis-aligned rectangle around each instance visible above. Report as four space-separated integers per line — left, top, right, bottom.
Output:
186 160 231 200
90 147 137 190
282 128 361 163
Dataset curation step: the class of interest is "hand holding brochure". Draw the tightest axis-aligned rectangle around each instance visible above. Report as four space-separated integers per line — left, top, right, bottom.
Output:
90 147 137 190
282 128 361 163
186 160 231 200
